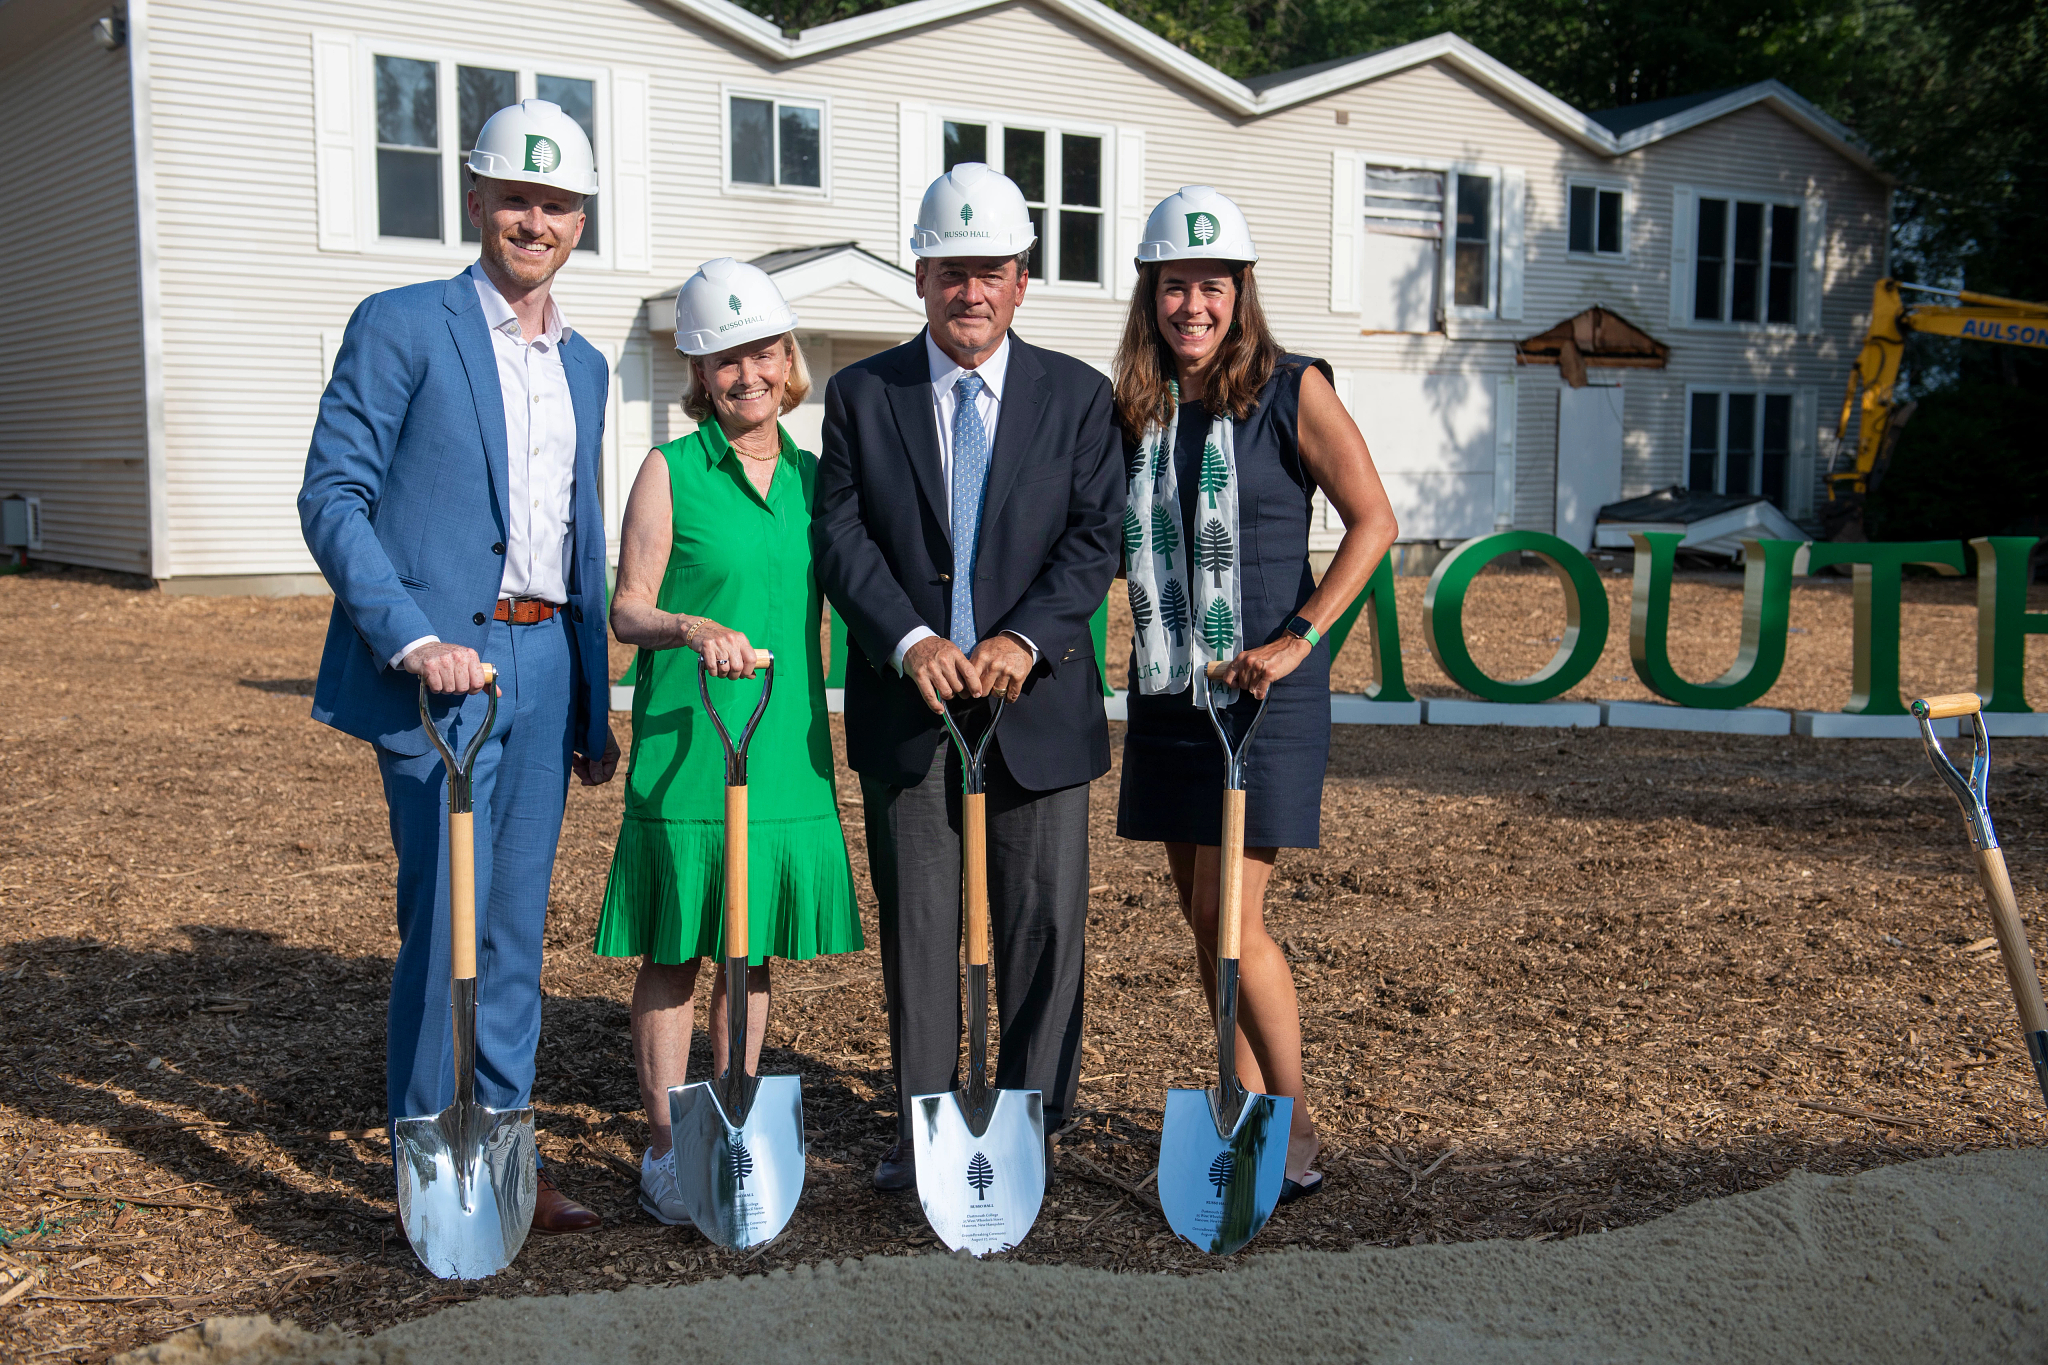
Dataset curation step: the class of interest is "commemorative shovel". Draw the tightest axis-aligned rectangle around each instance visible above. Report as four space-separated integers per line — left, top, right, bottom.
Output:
669 652 806 1248
911 695 1048 1256
1159 661 1292 1256
394 665 538 1280
1912 692 2048 1108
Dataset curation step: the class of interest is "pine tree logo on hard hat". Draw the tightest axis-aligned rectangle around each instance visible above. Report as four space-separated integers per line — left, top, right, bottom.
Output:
524 135 560 175
1187 212 1219 247
960 203 974 226
729 294 743 314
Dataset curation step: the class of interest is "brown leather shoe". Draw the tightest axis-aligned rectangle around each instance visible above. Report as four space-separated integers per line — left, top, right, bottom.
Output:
532 1166 602 1234
873 1140 915 1193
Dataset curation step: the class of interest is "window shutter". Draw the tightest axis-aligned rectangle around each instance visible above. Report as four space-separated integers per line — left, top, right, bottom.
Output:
1668 186 1695 329
1799 196 1827 335
1114 127 1146 300
1493 375 1518 530
1329 150 1357 313
311 34 358 252
898 102 929 270
1497 167 1525 320
609 71 652 272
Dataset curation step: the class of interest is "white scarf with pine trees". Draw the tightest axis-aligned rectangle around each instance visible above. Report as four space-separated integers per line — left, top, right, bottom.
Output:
1124 385 1240 703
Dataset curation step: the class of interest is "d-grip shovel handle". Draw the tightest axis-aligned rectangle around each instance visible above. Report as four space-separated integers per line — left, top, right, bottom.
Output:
419 666 499 983
699 654 774 1102
1203 661 1268 1129
1912 691 2048 1107
940 696 1006 969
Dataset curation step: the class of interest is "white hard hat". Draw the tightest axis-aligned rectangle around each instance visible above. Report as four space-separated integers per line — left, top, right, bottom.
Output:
465 99 599 197
673 257 799 356
910 163 1038 259
1136 185 1258 265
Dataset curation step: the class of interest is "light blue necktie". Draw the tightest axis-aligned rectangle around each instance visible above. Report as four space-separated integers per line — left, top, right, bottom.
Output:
949 373 991 654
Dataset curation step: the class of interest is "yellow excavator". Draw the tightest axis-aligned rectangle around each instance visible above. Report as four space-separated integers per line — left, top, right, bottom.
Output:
1826 278 2048 536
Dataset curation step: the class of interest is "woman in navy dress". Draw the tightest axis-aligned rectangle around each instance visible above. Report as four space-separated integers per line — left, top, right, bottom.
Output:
1113 187 1399 1198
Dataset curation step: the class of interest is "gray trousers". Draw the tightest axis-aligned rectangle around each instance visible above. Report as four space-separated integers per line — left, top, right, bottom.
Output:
861 744 1090 1145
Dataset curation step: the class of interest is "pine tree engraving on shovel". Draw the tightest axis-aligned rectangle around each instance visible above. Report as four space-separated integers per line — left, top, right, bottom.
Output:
913 695 1047 1256
394 666 538 1281
1912 692 2048 1108
669 653 805 1249
1158 662 1291 1256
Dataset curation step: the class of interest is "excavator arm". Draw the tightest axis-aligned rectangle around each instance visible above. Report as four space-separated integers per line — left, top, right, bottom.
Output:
1830 279 2048 506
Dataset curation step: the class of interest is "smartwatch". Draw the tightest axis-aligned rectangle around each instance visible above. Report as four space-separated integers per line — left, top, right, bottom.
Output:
1282 614 1321 646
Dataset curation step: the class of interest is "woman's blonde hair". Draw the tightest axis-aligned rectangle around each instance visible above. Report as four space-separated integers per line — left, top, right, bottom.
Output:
1111 262 1281 444
682 332 812 423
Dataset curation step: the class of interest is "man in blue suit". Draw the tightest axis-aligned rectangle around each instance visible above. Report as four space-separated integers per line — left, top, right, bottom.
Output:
299 100 616 1234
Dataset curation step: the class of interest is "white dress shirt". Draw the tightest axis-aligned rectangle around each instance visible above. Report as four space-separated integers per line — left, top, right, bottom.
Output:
391 264 579 668
891 332 1036 671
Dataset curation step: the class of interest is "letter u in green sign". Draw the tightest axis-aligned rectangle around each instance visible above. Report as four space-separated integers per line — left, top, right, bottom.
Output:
1628 532 1801 708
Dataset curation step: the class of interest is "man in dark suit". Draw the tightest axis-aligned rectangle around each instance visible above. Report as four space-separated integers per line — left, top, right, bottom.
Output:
813 163 1124 1191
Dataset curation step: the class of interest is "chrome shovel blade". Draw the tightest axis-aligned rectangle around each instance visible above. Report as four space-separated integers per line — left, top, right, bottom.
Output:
1158 1088 1291 1256
910 1086 1045 1256
669 1075 805 1248
392 1102 536 1280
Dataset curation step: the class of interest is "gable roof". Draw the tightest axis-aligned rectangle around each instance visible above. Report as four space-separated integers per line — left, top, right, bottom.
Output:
645 242 921 329
648 0 1883 175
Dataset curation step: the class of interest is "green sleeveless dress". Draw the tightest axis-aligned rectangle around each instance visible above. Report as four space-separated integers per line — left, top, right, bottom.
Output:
593 420 862 965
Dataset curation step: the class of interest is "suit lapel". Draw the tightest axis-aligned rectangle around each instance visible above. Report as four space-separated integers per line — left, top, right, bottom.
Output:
883 332 952 547
562 340 605 596
977 334 1048 544
444 275 510 534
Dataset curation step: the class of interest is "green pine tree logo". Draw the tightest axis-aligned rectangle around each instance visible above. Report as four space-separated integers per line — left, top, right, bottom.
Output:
1186 212 1219 246
1199 442 1230 508
524 135 560 175
1150 440 1170 480
1201 596 1235 655
960 203 975 225
1149 506 1180 569
729 294 743 314
1196 519 1235 587
1122 505 1144 558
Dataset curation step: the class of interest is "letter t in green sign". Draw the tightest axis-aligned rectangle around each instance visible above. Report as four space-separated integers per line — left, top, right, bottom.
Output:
1803 540 1967 714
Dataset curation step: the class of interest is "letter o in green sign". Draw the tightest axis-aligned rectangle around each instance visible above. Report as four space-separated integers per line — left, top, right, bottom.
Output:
1422 532 1611 703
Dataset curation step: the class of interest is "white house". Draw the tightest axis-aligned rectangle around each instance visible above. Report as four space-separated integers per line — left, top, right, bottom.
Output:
0 0 1889 592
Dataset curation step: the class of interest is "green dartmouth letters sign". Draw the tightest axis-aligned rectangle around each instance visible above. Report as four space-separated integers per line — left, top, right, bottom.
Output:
821 534 2048 716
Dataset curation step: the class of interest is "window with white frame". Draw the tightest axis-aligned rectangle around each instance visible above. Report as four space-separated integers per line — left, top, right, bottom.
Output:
728 92 823 191
1688 390 1793 504
1692 197 1798 323
372 53 600 252
1451 172 1494 308
939 118 1104 286
1568 184 1624 256
1357 162 1498 328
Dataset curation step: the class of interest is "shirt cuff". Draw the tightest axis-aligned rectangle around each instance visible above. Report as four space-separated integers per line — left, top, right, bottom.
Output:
1000 629 1039 663
391 635 440 671
891 626 936 674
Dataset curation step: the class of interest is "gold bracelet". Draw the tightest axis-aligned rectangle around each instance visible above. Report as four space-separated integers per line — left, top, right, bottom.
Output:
682 617 705 649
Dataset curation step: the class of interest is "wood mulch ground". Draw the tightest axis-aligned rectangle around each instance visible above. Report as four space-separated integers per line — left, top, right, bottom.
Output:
4 561 2047 1362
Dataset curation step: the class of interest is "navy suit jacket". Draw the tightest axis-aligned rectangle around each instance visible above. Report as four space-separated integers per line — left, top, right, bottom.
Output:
813 329 1124 791
298 272 611 759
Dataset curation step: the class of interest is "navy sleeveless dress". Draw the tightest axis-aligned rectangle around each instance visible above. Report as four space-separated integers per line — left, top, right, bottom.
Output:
1116 355 1332 849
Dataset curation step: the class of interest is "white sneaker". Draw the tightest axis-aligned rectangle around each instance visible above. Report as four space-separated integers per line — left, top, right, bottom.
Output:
638 1147 695 1227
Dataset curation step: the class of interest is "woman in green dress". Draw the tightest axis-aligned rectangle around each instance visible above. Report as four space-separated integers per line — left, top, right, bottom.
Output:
597 258 862 1226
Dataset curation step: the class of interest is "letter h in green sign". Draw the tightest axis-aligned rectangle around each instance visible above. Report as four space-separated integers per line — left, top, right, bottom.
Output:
1972 536 2048 713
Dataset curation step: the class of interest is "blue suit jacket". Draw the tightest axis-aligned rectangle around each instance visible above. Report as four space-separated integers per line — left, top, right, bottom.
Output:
299 272 611 759
812 330 1124 790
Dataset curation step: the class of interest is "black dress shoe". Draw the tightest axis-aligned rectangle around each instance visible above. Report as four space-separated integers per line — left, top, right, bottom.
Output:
874 1140 915 1193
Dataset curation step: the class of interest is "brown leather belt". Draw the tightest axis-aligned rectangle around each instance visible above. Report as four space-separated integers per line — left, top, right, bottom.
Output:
495 597 559 625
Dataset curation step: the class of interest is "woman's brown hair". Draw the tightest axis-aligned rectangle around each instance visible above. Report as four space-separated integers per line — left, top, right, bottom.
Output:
1112 261 1282 444
682 333 812 423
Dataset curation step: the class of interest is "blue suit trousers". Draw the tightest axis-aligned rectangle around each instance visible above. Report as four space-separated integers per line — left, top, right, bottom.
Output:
377 616 572 1124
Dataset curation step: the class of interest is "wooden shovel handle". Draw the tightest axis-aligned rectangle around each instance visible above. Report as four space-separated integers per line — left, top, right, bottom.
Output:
711 651 774 674
449 810 476 982
964 792 989 967
1218 789 1245 963
1205 661 1231 682
725 784 748 960
1975 847 2048 1037
1914 693 1981 719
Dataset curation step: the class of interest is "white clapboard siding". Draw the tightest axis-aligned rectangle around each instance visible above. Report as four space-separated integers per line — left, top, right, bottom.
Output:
52 0 1889 582
0 11 151 573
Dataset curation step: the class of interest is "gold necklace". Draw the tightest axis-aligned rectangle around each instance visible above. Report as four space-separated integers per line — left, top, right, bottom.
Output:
736 449 780 462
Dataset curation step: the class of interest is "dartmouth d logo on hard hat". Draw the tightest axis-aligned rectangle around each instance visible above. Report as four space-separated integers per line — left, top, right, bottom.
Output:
524 135 561 175
1187 212 1219 247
